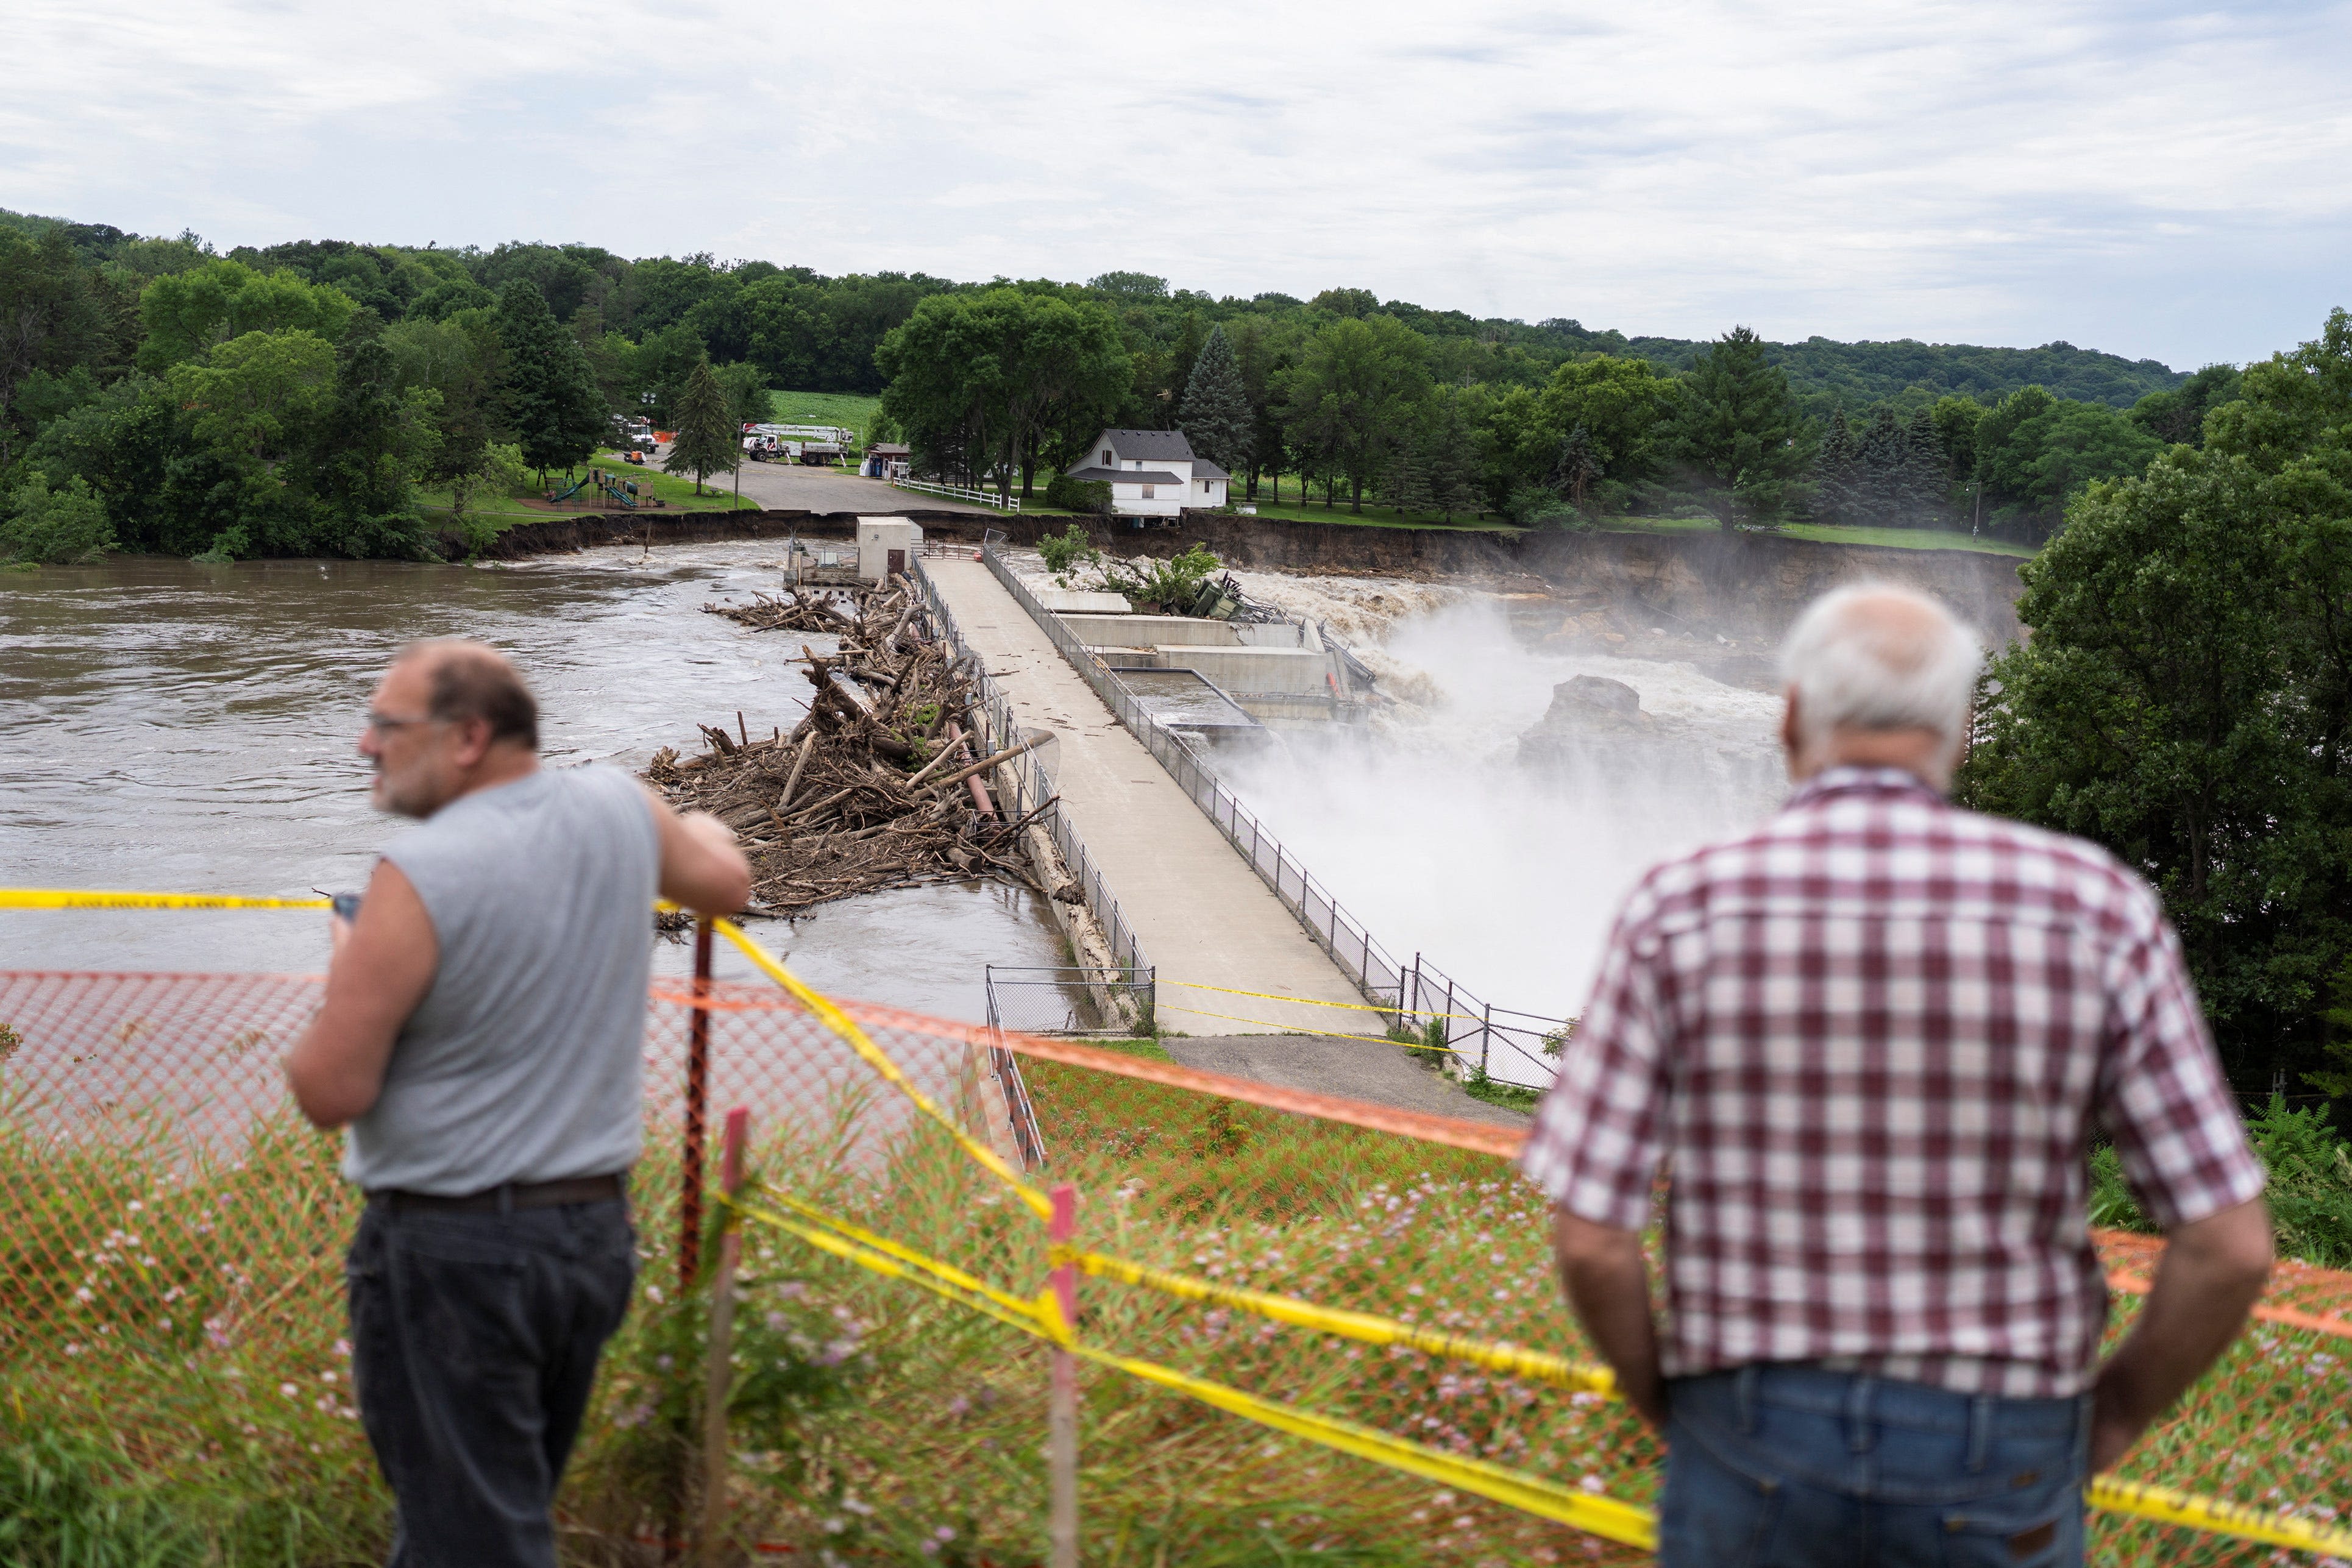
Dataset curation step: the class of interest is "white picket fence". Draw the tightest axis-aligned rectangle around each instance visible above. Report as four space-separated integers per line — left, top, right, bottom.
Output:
891 477 1023 513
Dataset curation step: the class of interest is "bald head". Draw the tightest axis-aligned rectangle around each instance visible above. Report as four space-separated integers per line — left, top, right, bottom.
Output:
397 639 539 753
1778 585 1982 789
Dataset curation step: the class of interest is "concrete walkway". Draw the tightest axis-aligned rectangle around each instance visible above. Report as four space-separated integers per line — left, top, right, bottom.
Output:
926 555 1386 1038
1162 1036 1533 1129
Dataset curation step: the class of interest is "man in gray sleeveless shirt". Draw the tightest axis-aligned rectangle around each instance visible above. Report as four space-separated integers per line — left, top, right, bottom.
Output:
285 639 751 1568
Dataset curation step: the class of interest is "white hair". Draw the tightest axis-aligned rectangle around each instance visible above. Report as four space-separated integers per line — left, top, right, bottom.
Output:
1778 583 1983 751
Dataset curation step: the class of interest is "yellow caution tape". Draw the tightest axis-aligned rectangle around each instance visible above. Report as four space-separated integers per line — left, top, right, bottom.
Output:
1156 1002 1462 1052
749 1187 2352 1559
0 887 332 911
2085 1475 2352 1557
1065 1247 1616 1397
737 1186 1657 1548
711 918 1053 1221
1158 978 1504 1027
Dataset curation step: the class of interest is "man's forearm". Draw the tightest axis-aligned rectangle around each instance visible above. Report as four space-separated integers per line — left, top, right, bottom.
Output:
1551 1210 1667 1430
2091 1196 2272 1471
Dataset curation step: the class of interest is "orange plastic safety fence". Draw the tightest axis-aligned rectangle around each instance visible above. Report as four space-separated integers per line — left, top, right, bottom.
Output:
4 969 2350 1564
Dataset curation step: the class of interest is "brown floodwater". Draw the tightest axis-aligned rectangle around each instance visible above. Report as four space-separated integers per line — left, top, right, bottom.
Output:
0 541 1062 1021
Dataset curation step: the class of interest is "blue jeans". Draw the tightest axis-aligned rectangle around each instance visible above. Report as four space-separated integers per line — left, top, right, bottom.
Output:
346 1197 637 1568
1659 1364 2091 1567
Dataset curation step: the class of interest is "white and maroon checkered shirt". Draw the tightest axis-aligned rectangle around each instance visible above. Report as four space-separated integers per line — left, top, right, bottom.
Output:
1522 765 2265 1398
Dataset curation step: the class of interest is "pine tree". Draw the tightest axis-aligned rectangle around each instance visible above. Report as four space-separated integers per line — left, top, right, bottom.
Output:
1384 432 1434 517
1899 407 1952 525
1178 324 1252 480
1812 408 1861 524
664 359 738 495
1423 387 1482 522
494 279 605 486
1856 406 1907 526
1670 326 1814 529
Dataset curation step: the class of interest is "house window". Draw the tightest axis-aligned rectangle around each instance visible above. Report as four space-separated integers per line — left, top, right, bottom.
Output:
1199 479 1209 492
1101 449 1112 466
1141 484 1156 499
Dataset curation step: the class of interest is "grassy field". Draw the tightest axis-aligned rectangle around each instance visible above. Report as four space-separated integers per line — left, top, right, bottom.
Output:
765 389 883 443
6 1034 2342 1566
1592 514 2038 558
415 452 760 527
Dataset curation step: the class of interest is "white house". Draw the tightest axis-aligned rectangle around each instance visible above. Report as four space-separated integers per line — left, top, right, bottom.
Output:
1064 429 1229 517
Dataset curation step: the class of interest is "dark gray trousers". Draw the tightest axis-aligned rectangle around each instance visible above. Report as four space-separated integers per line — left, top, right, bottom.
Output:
346 1197 636 1568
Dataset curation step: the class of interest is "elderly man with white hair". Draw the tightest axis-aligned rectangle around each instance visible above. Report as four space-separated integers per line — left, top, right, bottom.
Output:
1525 584 2272 1566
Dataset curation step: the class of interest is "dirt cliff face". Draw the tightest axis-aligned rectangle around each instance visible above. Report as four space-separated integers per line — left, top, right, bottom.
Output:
1054 516 2027 647
477 507 2027 647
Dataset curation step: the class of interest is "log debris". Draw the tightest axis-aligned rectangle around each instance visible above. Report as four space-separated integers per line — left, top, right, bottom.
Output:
653 575 1045 915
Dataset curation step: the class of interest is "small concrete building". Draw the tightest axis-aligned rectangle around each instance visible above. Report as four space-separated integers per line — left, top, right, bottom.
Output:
856 516 923 581
1062 429 1229 517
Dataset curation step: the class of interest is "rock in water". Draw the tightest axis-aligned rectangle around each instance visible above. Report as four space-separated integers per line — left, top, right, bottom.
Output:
1515 675 1778 801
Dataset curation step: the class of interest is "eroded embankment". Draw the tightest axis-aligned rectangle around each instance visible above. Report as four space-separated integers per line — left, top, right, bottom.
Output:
475 508 2027 645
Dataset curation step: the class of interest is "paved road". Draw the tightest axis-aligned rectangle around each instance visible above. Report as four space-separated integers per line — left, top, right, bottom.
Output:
708 454 1000 515
1160 1035 1532 1129
926 554 1386 1039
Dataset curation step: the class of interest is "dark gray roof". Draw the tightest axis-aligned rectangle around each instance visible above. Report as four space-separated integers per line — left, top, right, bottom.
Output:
1190 456 1231 480
1098 428 1198 462
1066 466 1184 485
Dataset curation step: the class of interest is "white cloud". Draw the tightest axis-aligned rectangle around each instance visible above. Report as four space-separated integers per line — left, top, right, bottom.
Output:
6 0 2347 366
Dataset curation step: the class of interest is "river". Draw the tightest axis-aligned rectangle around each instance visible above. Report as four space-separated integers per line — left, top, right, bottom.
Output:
0 543 1064 1020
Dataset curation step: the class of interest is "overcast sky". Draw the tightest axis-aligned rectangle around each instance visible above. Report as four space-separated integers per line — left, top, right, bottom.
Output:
9 0 2348 370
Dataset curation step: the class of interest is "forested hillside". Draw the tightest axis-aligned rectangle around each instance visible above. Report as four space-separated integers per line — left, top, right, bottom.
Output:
0 208 2233 564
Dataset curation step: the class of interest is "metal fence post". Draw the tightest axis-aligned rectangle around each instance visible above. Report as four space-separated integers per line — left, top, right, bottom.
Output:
1479 1003 1492 1080
680 917 714 1294
1048 1183 1081 1568
698 1106 750 1565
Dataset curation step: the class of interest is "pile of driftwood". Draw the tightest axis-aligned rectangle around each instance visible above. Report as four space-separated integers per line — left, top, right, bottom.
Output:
703 588 862 637
649 577 1056 915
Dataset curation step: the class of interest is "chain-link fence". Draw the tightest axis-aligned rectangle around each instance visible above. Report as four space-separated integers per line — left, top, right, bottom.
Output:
976 535 1573 1089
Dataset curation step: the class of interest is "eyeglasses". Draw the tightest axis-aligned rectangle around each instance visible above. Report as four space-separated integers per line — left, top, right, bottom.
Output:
363 710 444 736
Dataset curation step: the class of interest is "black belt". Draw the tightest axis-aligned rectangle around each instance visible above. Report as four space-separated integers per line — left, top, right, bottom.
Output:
369 1173 626 1213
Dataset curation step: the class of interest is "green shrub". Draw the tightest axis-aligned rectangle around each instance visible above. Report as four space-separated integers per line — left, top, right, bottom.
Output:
1104 543 1220 611
1 474 116 564
2089 1097 2352 1266
2247 1094 2352 1268
1036 521 1099 574
1504 483 1585 530
1043 474 1111 514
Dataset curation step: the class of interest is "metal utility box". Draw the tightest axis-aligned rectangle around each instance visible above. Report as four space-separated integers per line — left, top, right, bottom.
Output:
856 517 923 583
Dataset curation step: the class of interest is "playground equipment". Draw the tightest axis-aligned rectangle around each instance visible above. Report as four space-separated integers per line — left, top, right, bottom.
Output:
584 466 664 509
545 472 591 504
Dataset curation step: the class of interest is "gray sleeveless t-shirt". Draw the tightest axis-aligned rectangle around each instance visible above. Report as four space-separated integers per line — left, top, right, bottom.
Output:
343 764 659 1195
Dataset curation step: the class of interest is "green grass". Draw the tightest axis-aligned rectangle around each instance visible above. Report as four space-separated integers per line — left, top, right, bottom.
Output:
5 1043 2337 1566
1592 514 2037 557
416 451 760 528
764 389 883 444
1236 492 1522 533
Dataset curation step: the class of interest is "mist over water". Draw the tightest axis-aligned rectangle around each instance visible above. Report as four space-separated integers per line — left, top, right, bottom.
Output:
1212 584 1786 1022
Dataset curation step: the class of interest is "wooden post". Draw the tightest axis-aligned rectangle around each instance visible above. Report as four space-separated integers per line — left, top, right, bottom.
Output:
700 1107 750 1566
1048 1182 1079 1568
681 917 714 1294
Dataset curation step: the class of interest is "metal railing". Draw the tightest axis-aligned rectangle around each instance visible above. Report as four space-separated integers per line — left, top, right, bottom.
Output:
906 559 1149 985
892 477 1023 513
979 533 1566 1090
985 965 1155 1038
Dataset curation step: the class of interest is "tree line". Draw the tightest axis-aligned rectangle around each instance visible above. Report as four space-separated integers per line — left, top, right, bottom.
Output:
0 205 2216 561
